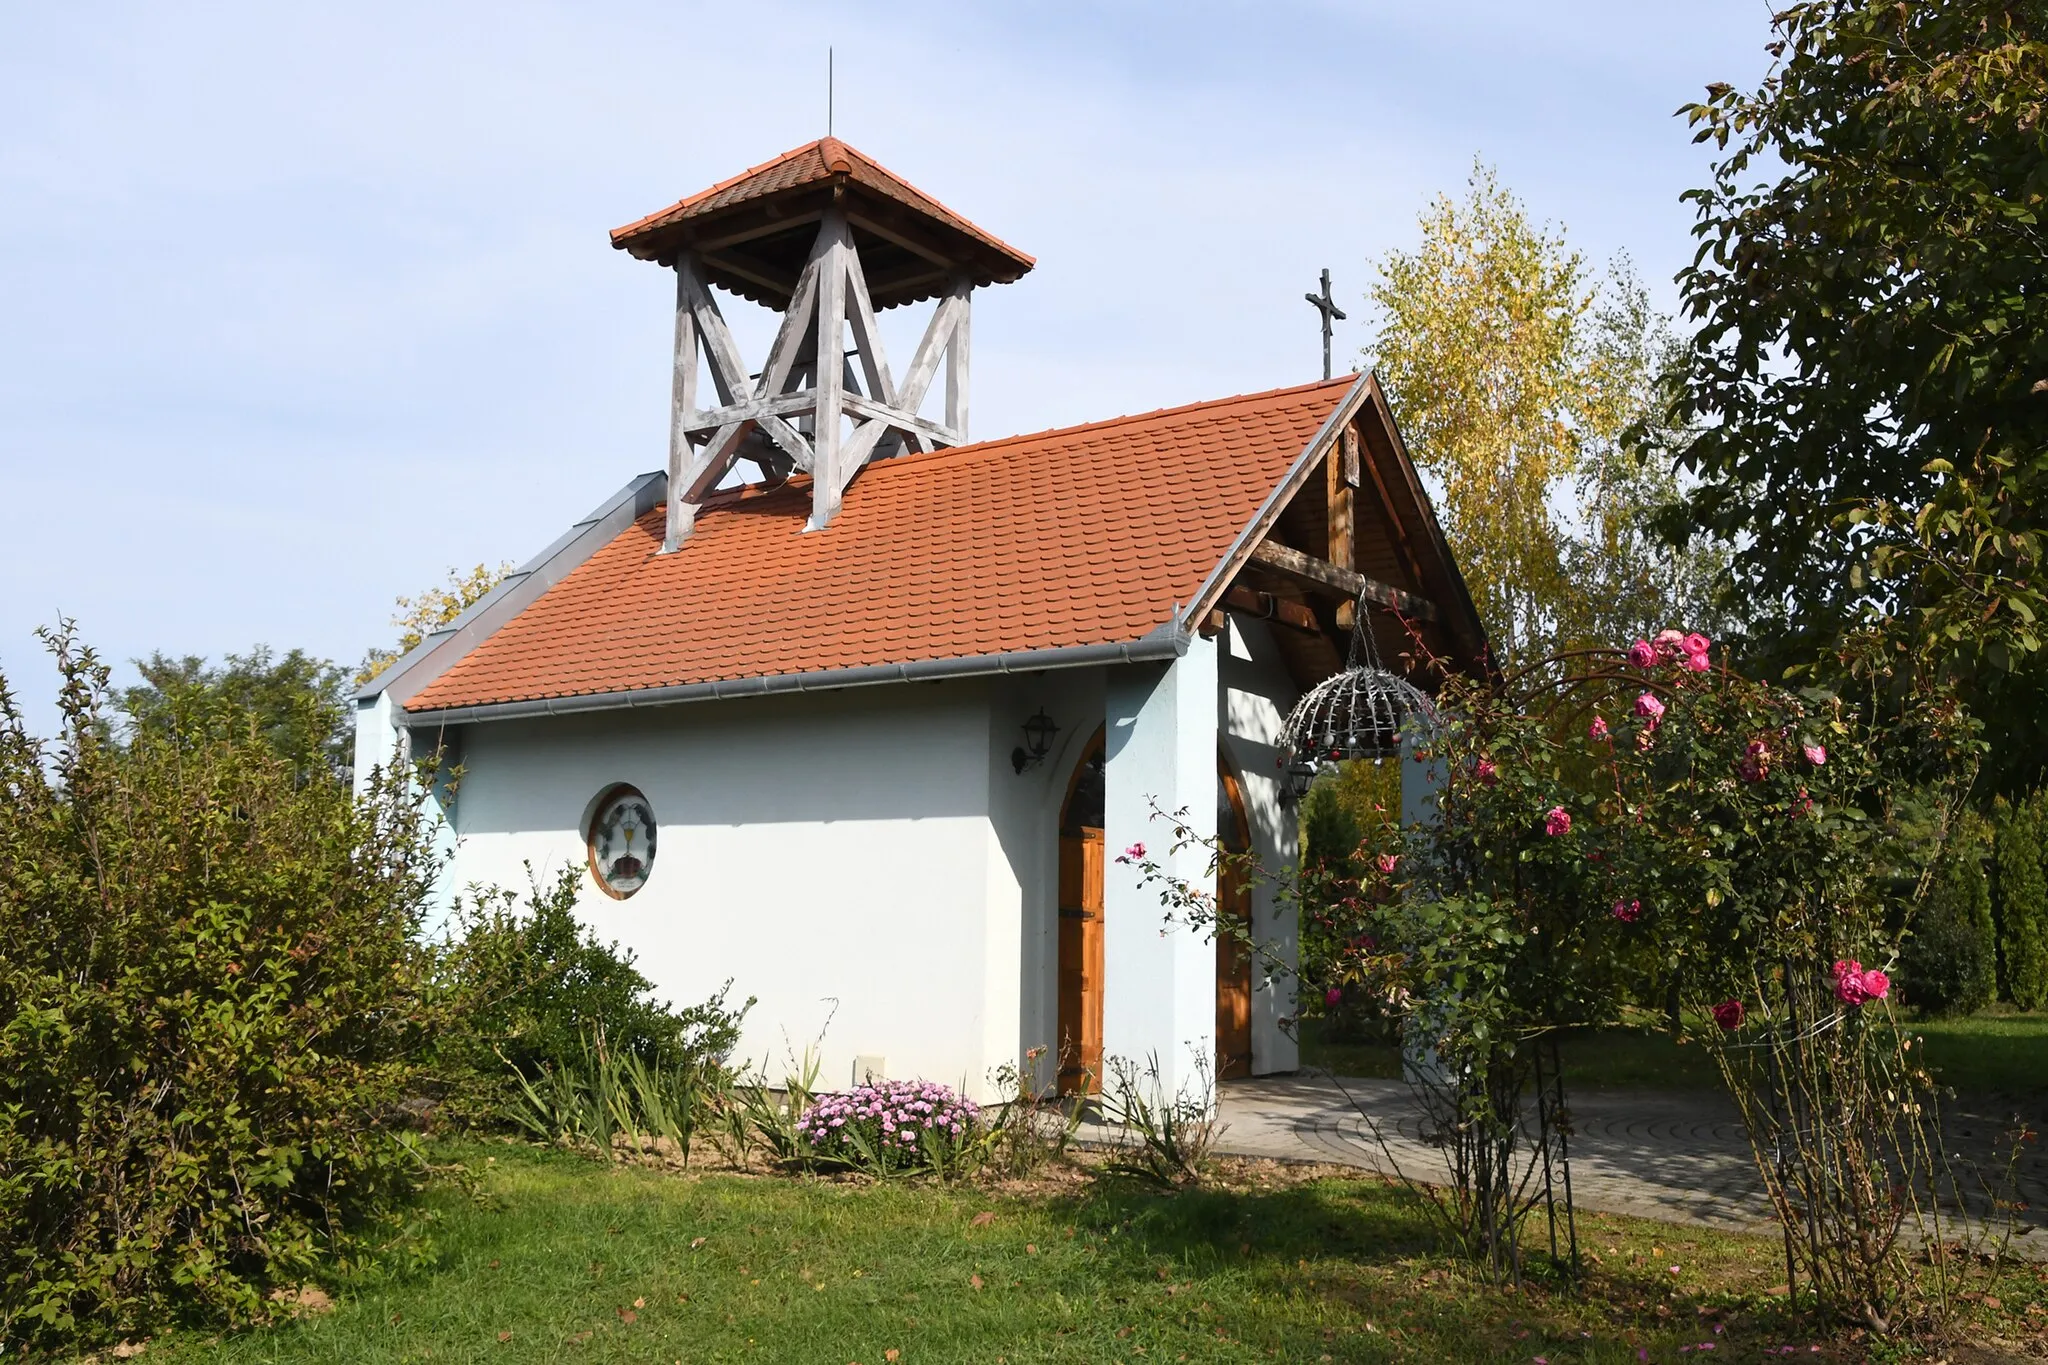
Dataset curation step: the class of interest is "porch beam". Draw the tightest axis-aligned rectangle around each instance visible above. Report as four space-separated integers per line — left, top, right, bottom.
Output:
1248 541 1438 622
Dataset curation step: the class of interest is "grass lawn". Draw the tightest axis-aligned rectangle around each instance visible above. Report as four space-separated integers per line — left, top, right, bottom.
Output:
1299 1010 2048 1099
137 1143 2048 1365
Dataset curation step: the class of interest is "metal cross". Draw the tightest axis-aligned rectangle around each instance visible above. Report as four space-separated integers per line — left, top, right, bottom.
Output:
1304 268 1347 381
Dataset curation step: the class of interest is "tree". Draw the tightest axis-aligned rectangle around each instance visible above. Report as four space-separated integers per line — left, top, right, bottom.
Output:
1993 791 2048 1009
1665 0 2048 789
355 562 510 686
121 646 349 786
1367 165 1728 664
1900 815 1997 1015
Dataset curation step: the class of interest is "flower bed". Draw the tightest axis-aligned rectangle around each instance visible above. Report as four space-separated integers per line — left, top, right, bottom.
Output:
797 1080 982 1176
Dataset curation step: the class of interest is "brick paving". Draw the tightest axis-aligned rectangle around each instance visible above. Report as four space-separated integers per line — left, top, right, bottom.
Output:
1209 1073 2048 1250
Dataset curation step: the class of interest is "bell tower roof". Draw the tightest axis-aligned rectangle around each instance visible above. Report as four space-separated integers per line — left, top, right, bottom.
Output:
611 137 1034 311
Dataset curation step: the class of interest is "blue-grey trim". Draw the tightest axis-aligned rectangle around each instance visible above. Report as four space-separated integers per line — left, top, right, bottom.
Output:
353 471 667 708
398 622 1193 728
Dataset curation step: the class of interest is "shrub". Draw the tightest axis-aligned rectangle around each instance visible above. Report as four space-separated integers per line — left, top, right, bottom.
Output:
1901 821 1997 1017
434 869 750 1126
0 627 444 1352
1993 793 2048 1010
797 1080 983 1178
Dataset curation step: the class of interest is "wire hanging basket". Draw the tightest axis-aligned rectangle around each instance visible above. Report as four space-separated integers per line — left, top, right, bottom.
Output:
1279 591 1438 800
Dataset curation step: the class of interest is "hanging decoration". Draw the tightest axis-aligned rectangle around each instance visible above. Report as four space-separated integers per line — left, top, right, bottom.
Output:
1278 589 1438 800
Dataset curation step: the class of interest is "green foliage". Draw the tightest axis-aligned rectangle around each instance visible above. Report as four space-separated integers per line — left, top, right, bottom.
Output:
1666 0 2048 786
435 868 751 1126
1992 792 2048 1009
501 1030 728 1168
121 646 350 785
0 626 446 1353
1901 817 1998 1016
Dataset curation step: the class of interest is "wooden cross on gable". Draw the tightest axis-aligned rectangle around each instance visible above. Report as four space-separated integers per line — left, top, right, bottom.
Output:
663 216 971 548
1304 268 1347 382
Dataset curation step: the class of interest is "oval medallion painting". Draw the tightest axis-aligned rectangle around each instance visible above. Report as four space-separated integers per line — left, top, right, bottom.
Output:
587 785 656 899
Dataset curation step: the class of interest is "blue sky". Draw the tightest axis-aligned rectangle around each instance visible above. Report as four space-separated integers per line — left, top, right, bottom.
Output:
0 1 1776 728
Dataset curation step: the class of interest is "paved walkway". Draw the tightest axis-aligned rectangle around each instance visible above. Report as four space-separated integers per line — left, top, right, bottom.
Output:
1202 1073 2048 1247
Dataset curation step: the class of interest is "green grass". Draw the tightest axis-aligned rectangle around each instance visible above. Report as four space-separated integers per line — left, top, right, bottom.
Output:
135 1143 2046 1364
1299 1010 2048 1098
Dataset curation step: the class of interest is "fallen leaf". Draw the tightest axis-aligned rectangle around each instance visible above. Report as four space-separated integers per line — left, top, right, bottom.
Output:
497 1331 512 1343
633 1298 645 1309
970 1274 984 1290
112 1344 147 1359
568 1330 592 1345
885 1352 900 1362
690 1237 706 1249
1026 1244 1038 1255
971 1211 995 1227
617 1308 638 1325
1983 1295 2002 1309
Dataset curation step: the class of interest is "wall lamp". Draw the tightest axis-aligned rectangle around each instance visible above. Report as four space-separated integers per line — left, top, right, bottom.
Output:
1011 708 1060 774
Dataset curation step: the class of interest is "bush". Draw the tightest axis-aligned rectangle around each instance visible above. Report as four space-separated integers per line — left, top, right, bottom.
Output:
434 869 751 1126
1993 793 2048 1010
0 627 444 1352
1901 820 1997 1016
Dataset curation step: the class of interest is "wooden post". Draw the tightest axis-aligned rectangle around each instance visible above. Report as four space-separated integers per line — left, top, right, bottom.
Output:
810 210 850 529
1326 425 1356 572
664 256 702 552
945 274 970 440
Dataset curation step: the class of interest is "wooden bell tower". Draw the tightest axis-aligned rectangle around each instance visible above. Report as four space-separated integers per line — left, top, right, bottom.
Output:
612 138 1035 546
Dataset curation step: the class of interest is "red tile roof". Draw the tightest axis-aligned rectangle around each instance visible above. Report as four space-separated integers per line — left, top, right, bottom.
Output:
405 379 1355 714
611 137 1034 276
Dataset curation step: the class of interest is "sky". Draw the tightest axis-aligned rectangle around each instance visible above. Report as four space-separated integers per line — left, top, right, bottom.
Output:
0 1 1779 731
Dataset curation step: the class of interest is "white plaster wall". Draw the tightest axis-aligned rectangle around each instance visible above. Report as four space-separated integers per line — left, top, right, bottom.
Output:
1218 613 1303 1075
982 668 1107 1098
437 680 1017 1100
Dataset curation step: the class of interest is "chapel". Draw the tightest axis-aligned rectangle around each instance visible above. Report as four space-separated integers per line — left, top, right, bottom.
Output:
353 138 1486 1102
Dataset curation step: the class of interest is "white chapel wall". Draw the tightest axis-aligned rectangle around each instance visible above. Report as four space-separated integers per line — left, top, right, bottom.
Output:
436 680 1017 1100
1219 612 1302 1076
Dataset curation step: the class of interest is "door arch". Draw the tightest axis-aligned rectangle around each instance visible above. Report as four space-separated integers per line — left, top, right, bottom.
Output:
1056 728 1106 1095
1216 758 1255 1079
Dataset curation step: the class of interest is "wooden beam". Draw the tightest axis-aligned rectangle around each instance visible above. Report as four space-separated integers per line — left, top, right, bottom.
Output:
683 271 751 407
1249 541 1439 622
1221 586 1320 634
664 258 700 553
663 421 754 551
842 245 898 407
842 392 959 449
754 250 823 399
945 275 970 438
1326 430 1355 572
895 290 965 422
754 414 814 473
810 209 850 529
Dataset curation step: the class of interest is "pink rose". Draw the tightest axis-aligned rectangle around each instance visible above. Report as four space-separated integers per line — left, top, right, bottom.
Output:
1325 987 1343 1006
1679 650 1711 673
1544 806 1572 836
1612 899 1641 923
1790 788 1813 818
1375 853 1400 876
1626 639 1658 668
1803 742 1827 766
1859 969 1889 1001
1588 715 1610 741
1710 999 1745 1031
1634 692 1666 720
1475 758 1498 786
1682 632 1711 657
1653 629 1686 659
1832 959 1875 1005
1119 842 1146 863
1738 738 1770 783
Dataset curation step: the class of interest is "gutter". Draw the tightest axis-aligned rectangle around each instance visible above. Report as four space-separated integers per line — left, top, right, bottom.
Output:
399 622 1192 729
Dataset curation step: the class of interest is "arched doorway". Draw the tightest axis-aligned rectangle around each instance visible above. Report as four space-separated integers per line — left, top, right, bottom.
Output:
1056 728 1106 1095
1216 760 1254 1079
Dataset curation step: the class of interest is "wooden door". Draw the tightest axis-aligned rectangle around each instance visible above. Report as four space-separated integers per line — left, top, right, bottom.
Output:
1057 830 1104 1094
1215 766 1254 1080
